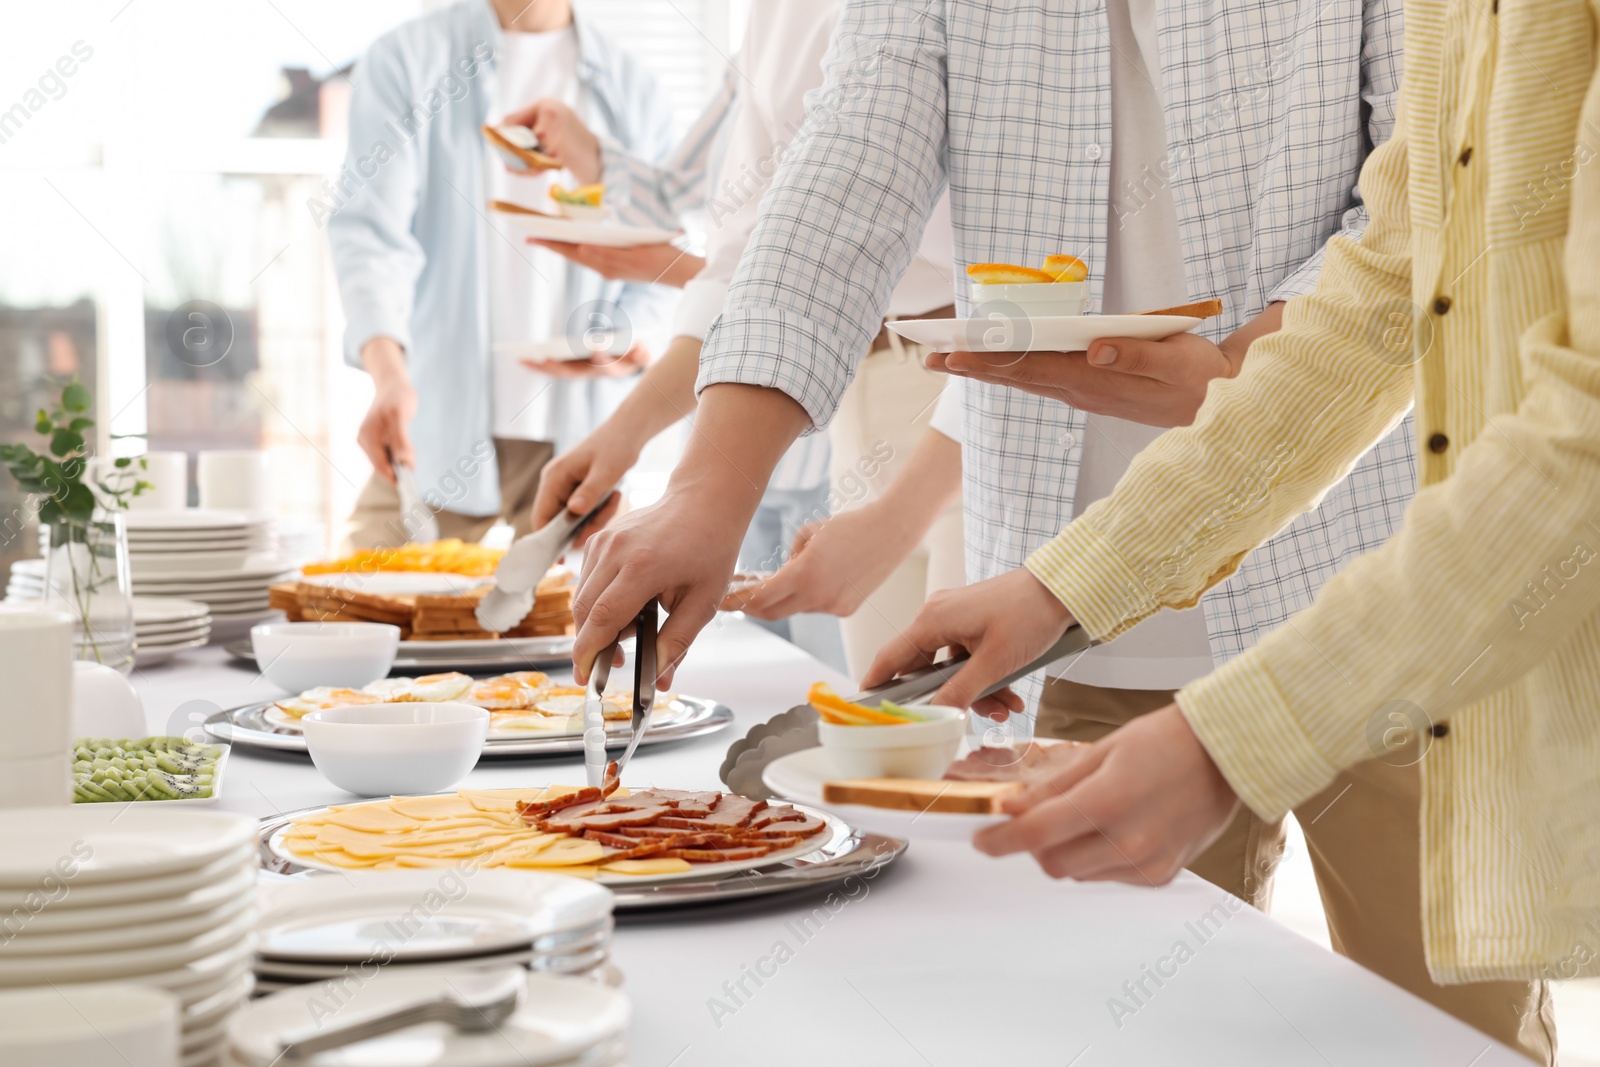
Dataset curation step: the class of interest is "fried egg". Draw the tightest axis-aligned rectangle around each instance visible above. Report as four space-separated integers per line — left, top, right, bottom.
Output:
535 693 631 721
498 671 550 689
379 672 474 702
274 687 381 719
463 679 538 710
361 677 414 701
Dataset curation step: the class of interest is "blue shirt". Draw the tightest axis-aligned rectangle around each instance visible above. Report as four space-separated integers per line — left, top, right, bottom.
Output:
327 0 676 516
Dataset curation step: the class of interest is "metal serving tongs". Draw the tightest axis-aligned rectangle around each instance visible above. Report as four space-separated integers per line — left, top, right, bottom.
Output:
389 449 441 544
474 491 618 633
583 597 658 789
277 968 523 1059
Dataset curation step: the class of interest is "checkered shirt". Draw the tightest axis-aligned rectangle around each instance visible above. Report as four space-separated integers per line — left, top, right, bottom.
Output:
698 0 1413 686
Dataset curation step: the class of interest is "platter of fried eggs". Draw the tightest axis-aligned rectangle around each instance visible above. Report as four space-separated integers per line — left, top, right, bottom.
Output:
264 671 686 740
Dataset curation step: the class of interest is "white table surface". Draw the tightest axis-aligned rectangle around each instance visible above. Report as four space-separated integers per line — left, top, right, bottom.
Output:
132 618 1524 1067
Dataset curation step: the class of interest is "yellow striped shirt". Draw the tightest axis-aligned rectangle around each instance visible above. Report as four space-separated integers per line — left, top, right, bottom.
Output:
1026 0 1600 983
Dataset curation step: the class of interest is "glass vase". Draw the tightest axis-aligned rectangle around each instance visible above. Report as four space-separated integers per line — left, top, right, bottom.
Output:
43 511 135 675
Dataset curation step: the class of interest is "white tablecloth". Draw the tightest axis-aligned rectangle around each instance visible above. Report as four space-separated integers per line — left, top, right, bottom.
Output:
131 619 1523 1066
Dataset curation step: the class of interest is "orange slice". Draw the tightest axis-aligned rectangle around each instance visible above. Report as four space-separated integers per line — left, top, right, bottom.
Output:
1042 254 1088 283
966 263 1058 285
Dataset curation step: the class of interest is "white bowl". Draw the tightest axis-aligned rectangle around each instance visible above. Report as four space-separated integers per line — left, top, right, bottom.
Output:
969 280 1086 317
817 703 967 779
301 703 488 797
250 622 400 693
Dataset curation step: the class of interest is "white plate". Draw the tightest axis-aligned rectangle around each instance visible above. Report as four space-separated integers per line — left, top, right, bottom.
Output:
267 800 847 886
507 213 680 248
12 864 255 934
886 312 1202 353
397 635 573 657
75 743 230 807
492 337 630 364
255 869 612 962
141 937 257 1003
260 697 686 741
134 597 212 623
138 622 213 641
0 845 255 912
136 635 210 666
228 970 628 1067
0 890 253 955
133 574 285 591
183 970 254 1029
0 906 256 984
124 510 268 530
763 745 1007 842
135 557 289 581
0 807 254 887
299 572 492 596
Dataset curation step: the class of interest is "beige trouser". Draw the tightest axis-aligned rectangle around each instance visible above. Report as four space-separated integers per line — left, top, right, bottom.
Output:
828 332 966 678
340 438 556 551
1037 678 1557 1063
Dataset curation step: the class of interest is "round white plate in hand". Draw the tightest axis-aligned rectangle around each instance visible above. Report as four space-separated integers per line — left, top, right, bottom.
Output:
886 312 1202 353
511 214 680 248
763 745 1007 843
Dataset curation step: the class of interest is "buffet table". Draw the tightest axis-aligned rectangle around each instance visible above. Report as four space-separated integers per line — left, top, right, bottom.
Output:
133 618 1525 1066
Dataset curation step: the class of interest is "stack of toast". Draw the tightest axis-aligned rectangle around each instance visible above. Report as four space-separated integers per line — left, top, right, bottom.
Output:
268 571 575 641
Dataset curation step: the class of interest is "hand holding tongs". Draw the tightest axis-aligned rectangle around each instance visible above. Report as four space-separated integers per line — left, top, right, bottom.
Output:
583 597 658 789
474 491 617 633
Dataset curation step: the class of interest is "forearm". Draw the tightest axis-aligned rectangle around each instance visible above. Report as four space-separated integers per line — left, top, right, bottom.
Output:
665 384 810 514
595 335 704 452
872 428 962 545
360 336 409 389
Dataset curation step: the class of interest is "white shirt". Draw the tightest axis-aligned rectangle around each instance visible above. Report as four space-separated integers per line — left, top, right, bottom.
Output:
486 27 580 440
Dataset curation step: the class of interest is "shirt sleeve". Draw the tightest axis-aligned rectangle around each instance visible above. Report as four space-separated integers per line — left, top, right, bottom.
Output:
696 0 951 430
1268 0 1403 303
603 63 737 231
326 40 429 368
1025 106 1418 819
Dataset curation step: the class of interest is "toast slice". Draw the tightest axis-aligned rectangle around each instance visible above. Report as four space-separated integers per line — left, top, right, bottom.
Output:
481 125 561 171
822 777 1023 814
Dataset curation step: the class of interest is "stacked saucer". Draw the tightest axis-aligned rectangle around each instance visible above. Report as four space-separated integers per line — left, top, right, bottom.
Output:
134 597 213 666
227 969 628 1067
0 807 258 1067
252 870 615 995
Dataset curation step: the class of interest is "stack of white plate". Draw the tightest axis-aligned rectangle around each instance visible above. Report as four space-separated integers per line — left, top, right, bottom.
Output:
0 807 258 1067
135 597 212 665
227 970 628 1067
251 870 617 995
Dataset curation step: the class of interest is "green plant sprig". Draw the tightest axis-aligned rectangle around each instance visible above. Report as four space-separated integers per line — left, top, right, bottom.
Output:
0 377 150 526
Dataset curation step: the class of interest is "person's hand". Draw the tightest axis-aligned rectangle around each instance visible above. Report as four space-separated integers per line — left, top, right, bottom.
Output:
499 99 601 183
573 487 750 688
973 704 1240 887
861 568 1076 719
928 329 1246 428
355 336 416 484
520 340 651 380
529 427 639 538
732 503 918 620
530 240 701 288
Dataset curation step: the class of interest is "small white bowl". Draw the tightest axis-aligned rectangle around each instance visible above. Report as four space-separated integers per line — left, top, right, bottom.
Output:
301 703 488 797
969 280 1086 317
554 202 613 222
250 622 400 693
817 703 967 779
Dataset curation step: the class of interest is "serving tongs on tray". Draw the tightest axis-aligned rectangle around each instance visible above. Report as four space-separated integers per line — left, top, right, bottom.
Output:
720 625 1095 798
584 597 658 788
475 491 617 634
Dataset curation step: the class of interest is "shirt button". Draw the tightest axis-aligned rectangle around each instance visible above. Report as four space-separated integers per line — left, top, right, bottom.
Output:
1427 432 1449 453
1432 296 1452 315
1458 147 1473 166
1430 722 1450 738
1084 143 1103 161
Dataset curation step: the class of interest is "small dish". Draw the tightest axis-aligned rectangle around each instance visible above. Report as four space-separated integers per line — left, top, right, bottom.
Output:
251 622 400 692
553 202 613 222
969 280 1086 316
300 703 488 796
817 703 966 779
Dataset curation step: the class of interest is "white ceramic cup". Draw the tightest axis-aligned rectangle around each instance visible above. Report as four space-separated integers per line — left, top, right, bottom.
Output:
130 451 189 511
71 661 146 739
0 983 180 1067
0 607 74 759
301 703 489 796
197 451 271 513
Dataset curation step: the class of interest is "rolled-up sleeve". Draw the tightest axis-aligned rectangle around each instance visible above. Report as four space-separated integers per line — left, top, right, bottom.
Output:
697 0 951 430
